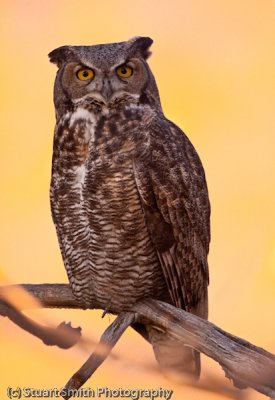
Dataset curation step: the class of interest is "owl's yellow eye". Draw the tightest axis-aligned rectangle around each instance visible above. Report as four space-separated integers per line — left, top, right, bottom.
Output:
76 68 95 81
116 65 133 78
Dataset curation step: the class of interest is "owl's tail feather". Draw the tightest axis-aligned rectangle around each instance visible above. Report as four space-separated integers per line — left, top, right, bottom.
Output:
147 326 201 380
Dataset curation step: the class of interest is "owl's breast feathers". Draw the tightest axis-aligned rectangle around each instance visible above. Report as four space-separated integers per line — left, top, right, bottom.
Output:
50 105 210 317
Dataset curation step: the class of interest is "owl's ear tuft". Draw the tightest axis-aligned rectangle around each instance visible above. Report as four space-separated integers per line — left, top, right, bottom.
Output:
128 36 153 60
48 46 74 68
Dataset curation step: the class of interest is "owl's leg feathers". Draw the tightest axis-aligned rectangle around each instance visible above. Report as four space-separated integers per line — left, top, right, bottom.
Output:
147 325 201 381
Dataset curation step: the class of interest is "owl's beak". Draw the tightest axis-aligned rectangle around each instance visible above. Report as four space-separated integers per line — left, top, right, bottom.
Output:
101 79 113 101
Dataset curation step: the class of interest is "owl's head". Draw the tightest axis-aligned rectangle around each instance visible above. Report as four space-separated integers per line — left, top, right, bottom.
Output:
49 37 161 119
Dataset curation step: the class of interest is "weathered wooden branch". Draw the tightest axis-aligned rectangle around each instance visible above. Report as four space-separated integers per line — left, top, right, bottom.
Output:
0 284 275 399
0 297 81 349
63 312 136 398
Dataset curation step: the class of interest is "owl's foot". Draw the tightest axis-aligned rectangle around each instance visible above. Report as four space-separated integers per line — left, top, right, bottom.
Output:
101 300 112 318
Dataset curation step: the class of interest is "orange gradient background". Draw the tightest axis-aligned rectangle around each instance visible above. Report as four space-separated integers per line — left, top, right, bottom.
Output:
0 1 275 399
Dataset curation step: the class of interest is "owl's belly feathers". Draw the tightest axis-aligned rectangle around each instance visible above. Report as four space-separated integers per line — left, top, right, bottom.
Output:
51 108 167 311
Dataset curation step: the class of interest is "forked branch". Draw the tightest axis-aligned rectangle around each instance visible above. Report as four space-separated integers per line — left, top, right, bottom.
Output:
63 312 136 398
0 284 274 399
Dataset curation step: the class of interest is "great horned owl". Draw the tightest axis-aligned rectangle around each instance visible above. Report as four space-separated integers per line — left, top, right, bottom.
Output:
49 37 210 378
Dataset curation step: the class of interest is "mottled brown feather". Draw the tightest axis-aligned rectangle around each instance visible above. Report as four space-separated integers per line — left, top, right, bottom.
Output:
134 114 210 318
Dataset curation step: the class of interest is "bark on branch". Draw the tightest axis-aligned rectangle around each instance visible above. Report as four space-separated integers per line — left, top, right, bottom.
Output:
63 312 136 398
0 284 274 399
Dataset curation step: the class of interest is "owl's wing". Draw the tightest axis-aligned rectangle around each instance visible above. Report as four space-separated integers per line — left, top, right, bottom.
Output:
133 115 210 318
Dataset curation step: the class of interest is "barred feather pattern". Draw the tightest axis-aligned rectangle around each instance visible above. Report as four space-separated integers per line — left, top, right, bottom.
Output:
51 101 210 377
50 105 170 312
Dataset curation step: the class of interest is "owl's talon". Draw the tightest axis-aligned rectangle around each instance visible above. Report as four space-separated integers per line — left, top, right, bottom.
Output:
101 301 112 318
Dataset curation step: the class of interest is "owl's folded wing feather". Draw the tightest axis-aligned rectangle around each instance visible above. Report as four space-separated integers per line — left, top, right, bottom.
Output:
133 116 210 318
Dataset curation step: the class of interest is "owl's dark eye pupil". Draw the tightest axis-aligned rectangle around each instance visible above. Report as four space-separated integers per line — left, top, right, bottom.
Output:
82 71 89 77
120 68 127 75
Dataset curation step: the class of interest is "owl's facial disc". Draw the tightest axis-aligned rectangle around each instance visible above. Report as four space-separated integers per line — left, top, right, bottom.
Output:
50 37 162 116
64 58 148 108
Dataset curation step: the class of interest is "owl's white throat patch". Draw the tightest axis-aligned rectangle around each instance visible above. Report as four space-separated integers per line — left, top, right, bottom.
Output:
69 107 96 128
68 107 98 144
